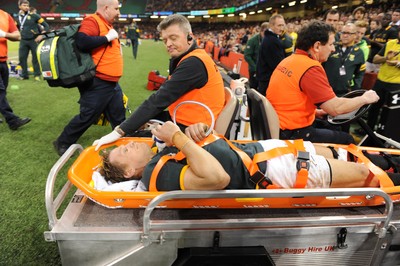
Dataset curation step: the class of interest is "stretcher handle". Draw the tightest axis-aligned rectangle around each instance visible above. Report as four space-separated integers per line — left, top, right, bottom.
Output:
142 188 393 239
172 100 214 136
45 144 83 230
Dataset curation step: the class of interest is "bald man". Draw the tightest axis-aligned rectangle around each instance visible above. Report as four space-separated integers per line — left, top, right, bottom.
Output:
53 0 126 156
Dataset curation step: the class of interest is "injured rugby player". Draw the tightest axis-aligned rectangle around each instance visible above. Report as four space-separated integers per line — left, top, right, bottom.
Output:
99 122 400 191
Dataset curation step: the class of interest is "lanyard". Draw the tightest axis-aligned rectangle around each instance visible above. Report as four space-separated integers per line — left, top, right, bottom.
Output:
338 46 354 66
19 12 28 30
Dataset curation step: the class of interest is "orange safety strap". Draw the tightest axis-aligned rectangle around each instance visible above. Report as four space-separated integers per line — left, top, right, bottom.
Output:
345 144 394 188
149 154 176 192
149 135 309 191
284 139 309 188
148 134 221 191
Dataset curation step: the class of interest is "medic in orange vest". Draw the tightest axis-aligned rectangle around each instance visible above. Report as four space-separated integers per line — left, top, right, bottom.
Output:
267 21 379 145
93 14 225 150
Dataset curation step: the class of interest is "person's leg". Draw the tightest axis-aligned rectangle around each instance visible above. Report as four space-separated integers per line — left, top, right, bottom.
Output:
256 81 267 96
290 126 355 144
18 40 29 79
132 39 138 59
386 172 400 186
249 71 257 89
104 83 126 129
0 63 18 122
314 145 335 158
132 41 136 59
28 40 41 77
56 78 115 146
327 158 379 187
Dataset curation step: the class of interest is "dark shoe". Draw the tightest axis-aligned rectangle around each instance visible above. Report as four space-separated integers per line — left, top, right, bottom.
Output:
17 76 29 80
8 117 31 130
53 140 70 156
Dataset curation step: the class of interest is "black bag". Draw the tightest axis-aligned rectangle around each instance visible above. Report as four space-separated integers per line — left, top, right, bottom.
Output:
37 24 97 88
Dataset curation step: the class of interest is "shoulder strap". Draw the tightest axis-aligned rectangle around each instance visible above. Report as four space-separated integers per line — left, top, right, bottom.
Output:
148 134 222 191
149 154 176 192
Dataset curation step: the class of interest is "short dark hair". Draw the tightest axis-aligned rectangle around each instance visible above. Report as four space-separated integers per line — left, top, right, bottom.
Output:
323 9 340 20
370 19 381 25
296 20 335 51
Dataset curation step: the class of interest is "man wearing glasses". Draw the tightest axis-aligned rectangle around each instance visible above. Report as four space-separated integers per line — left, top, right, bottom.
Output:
323 23 365 96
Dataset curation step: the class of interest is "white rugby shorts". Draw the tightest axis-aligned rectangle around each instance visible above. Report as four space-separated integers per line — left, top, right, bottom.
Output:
258 140 331 188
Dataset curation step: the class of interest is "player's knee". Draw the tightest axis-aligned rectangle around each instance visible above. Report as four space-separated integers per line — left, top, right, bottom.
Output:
358 164 370 180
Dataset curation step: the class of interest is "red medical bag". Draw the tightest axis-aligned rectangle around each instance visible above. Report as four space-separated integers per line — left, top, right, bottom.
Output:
147 70 166 91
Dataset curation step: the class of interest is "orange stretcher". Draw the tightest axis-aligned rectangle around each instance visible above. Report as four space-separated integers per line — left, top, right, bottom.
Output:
67 137 400 209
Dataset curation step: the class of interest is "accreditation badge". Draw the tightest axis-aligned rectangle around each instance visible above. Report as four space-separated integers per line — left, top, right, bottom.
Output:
339 65 346 76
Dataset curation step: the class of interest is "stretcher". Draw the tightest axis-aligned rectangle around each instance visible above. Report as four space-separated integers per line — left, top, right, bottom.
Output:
45 141 400 266
65 137 400 209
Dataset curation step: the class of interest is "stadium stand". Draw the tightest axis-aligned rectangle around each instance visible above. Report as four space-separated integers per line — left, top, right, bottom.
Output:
3 0 147 14
145 0 251 12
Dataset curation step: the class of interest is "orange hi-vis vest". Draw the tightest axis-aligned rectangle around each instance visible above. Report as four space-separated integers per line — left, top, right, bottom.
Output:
90 14 123 80
204 40 214 55
267 54 321 130
0 10 9 62
168 49 224 126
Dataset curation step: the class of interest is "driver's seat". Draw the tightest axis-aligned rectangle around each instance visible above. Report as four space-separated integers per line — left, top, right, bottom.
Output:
214 87 239 138
247 89 280 140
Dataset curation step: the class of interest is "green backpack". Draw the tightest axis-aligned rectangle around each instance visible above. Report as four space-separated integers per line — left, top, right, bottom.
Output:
37 24 97 88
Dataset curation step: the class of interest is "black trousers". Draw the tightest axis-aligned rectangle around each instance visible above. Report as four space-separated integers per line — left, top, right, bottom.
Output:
248 71 257 90
367 79 400 130
280 121 355 145
18 39 41 78
256 80 268 96
56 77 126 146
0 62 19 124
130 38 139 59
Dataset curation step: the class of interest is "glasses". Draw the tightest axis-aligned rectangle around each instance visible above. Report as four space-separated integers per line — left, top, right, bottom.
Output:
341 32 356 35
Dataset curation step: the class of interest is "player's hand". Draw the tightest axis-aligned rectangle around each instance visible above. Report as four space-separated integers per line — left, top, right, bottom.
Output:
185 123 209 142
151 121 180 146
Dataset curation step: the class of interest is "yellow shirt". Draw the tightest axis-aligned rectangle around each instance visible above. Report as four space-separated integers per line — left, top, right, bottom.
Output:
378 39 400 84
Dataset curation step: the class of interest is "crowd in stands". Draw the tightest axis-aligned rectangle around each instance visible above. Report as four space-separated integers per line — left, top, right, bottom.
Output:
43 2 399 68
182 4 400 64
145 0 250 12
41 2 399 52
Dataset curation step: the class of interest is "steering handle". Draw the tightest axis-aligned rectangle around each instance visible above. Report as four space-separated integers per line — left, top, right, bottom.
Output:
327 90 372 125
172 100 215 136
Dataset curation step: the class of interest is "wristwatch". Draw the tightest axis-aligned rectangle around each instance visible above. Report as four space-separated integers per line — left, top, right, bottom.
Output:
115 125 125 136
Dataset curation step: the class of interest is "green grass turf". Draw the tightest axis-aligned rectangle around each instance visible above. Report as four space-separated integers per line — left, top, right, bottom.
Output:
0 39 169 265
